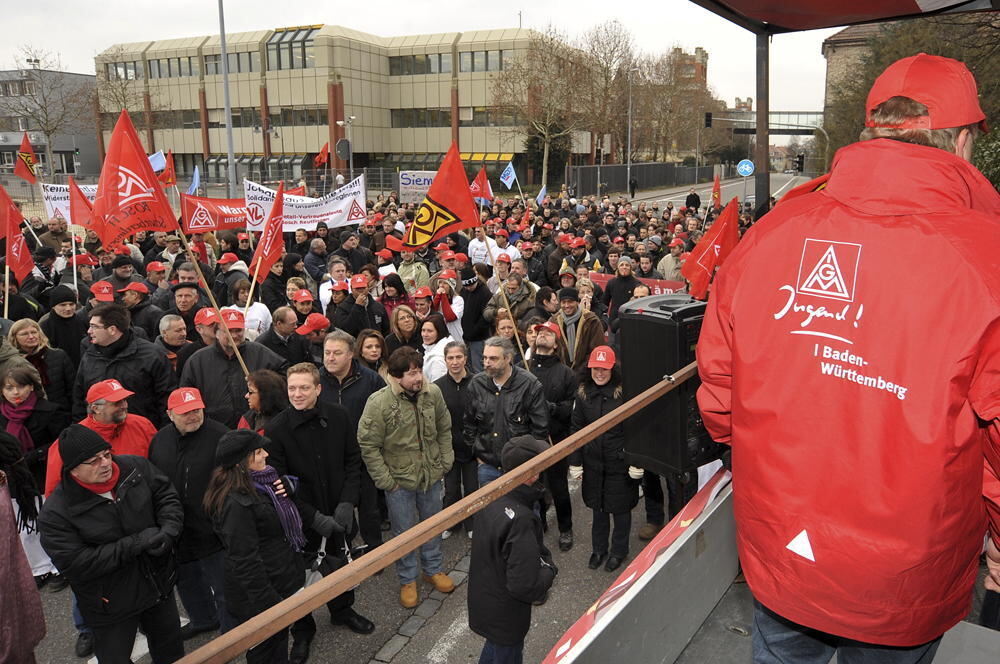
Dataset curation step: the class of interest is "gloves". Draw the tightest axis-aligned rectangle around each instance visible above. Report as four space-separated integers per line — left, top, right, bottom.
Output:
628 466 644 480
133 527 161 554
568 465 583 480
333 502 355 533
540 557 559 576
312 512 342 537
146 531 172 556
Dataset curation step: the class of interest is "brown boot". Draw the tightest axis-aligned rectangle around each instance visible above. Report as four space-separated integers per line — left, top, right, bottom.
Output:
637 523 661 541
422 572 455 593
400 581 419 608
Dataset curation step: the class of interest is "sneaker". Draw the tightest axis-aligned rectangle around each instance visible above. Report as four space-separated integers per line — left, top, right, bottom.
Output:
400 581 419 608
441 529 452 540
558 531 573 552
637 523 661 541
422 572 455 593
75 632 94 658
35 573 49 589
467 530 473 539
47 574 70 593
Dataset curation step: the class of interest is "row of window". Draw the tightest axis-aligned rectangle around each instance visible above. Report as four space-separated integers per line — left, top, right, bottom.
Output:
390 107 516 128
0 80 36 97
148 57 200 79
103 105 330 131
266 28 318 71
389 50 514 76
106 49 268 82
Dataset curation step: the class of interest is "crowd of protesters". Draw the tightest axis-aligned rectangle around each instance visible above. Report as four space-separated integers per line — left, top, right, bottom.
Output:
1 186 737 664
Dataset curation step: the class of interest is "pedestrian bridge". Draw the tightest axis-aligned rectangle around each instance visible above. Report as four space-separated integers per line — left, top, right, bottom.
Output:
715 110 824 135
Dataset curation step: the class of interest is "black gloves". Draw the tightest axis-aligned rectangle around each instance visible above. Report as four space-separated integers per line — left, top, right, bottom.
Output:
147 531 172 556
134 527 161 555
312 512 342 538
333 502 354 533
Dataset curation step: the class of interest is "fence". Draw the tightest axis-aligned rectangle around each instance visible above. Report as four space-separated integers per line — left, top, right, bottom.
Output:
566 162 735 198
176 361 699 663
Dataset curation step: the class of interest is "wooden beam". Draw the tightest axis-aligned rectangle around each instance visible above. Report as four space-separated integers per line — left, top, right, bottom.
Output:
176 361 699 664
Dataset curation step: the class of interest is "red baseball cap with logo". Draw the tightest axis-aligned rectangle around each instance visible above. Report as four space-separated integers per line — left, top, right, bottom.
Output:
86 379 134 404
296 312 330 336
571 237 587 248
364 219 377 227
440 250 456 260
533 320 562 339
291 289 314 302
350 274 368 289
194 308 219 326
146 261 166 273
332 281 350 292
375 249 394 260
413 286 433 299
91 281 115 302
454 253 468 263
495 229 509 238
167 387 205 414
237 232 250 240
495 253 511 264
71 253 98 266
558 234 573 245
221 309 245 329
587 345 616 370
118 282 149 294
865 53 988 132
219 252 239 264
669 238 685 248
433 243 450 252
438 269 457 280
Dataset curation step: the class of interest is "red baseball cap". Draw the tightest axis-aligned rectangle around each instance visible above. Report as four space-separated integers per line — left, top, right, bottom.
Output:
438 269 457 280
114 245 132 256
669 238 685 248
543 223 554 230
71 253 99 266
495 229 509 238
587 345 616 370
332 281 350 292
194 308 219 326
521 242 534 251
350 274 368 289
571 237 587 248
91 281 115 302
167 387 205 414
454 253 468 263
219 252 239 264
118 282 149 294
375 249 394 259
440 250 456 260
297 312 330 335
495 253 512 264
865 53 988 132
433 243 450 252
413 286 433 299
364 219 377 227
221 309 245 329
533 321 561 339
291 289 314 302
86 379 134 404
558 234 573 245
237 232 250 240
146 261 166 273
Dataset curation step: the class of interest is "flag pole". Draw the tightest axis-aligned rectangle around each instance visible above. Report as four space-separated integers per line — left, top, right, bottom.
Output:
244 258 263 318
21 219 42 246
3 264 8 320
480 231 529 371
70 231 79 294
513 178 529 214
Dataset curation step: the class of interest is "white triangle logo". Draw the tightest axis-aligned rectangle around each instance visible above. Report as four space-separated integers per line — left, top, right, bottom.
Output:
189 202 215 230
799 246 849 299
786 529 815 562
183 391 195 402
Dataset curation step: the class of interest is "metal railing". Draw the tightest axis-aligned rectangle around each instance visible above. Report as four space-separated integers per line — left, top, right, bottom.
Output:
566 162 734 198
177 361 699 663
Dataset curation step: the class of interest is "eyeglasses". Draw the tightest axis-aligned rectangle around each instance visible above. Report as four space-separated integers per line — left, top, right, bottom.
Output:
88 323 107 330
81 451 113 465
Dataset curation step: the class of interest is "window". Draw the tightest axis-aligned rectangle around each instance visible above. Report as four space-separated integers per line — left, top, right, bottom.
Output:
440 53 452 73
412 54 428 75
248 51 259 73
473 51 486 72
266 28 318 71
487 51 501 72
428 54 440 74
459 52 473 72
228 53 239 74
390 108 452 128
148 60 160 79
389 57 403 76
204 54 221 76
501 50 514 70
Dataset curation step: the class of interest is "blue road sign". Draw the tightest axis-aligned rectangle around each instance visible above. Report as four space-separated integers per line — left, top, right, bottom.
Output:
737 159 755 177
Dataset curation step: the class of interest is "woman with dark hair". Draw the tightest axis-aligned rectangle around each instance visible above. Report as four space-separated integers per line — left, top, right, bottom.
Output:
0 366 69 490
355 329 387 378
8 319 75 412
385 305 422 356
238 370 289 435
420 313 453 382
260 260 286 312
379 273 412 319
282 253 310 288
204 429 305 664
571 346 638 573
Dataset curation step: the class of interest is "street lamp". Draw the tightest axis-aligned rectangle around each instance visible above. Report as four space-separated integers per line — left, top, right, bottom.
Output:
336 115 356 181
626 67 640 198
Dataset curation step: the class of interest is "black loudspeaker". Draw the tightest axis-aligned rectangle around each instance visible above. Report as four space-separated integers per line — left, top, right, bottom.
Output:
619 293 723 476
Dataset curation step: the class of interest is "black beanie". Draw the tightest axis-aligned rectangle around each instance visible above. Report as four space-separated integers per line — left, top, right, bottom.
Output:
111 255 133 269
58 424 111 471
500 435 549 472
460 266 478 286
216 429 266 469
47 285 77 307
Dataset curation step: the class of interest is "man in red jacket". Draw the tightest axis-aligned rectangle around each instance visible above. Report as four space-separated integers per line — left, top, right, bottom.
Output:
697 53 1000 662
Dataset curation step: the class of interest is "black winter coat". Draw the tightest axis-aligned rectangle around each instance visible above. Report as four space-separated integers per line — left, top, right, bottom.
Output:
572 381 638 514
260 272 286 312
601 274 642 324
459 282 493 343
256 327 312 367
72 332 175 427
330 297 390 338
0 396 70 489
148 419 229 563
527 353 577 443
180 341 287 428
319 360 386 427
38 455 184 627
214 489 304 620
265 402 362 530
468 484 556 646
434 372 474 464
463 366 548 468
129 299 165 341
25 346 75 413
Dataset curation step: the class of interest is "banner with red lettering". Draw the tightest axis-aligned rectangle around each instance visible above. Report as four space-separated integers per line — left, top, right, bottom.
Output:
180 195 248 233
588 271 685 296
247 182 285 282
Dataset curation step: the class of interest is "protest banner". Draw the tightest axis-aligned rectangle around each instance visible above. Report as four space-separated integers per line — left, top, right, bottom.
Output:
399 170 436 204
243 174 367 231
181 195 249 233
588 271 685 296
41 183 98 221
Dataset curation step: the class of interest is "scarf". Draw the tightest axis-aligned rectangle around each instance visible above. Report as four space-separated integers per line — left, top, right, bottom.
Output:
0 431 41 532
562 308 582 356
251 465 306 552
1 392 37 454
25 349 50 387
72 461 121 496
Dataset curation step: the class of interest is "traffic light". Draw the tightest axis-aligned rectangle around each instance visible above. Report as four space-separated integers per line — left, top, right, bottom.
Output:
704 112 713 128
795 153 805 172
74 147 80 156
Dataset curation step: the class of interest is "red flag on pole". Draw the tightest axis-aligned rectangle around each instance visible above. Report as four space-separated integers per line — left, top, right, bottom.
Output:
0 185 35 281
402 143 478 249
92 110 177 248
314 142 330 167
248 182 285 283
157 149 177 186
711 174 721 209
68 176 99 236
681 197 740 300
469 166 494 203
13 133 38 185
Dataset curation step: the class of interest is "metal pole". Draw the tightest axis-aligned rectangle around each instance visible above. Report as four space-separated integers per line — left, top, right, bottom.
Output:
626 71 633 198
347 121 354 182
218 0 237 199
754 32 770 219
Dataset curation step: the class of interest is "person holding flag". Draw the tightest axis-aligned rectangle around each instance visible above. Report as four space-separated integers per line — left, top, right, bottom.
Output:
470 166 494 207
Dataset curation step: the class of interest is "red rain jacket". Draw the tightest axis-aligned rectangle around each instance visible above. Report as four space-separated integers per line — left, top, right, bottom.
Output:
697 138 1000 646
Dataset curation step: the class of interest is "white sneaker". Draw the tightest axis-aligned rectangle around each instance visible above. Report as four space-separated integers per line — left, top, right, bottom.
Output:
441 529 452 540
467 530 473 539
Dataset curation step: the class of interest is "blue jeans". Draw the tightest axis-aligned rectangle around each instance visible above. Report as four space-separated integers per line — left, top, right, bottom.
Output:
752 599 941 664
479 640 524 664
176 550 235 632
385 480 444 585
72 592 90 634
468 340 485 374
478 462 502 488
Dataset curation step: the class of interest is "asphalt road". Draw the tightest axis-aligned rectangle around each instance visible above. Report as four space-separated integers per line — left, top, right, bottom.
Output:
629 172 806 209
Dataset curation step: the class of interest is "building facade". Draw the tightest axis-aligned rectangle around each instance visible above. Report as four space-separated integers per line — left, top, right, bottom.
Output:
96 25 574 185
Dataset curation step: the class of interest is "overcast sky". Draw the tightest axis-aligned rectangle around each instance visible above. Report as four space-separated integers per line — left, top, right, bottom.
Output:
8 0 840 110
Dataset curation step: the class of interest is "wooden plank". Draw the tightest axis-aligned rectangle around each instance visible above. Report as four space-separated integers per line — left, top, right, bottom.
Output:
176 361 699 664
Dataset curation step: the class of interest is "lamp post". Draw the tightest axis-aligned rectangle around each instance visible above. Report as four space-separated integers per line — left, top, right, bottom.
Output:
336 115 356 181
217 0 236 198
626 67 639 198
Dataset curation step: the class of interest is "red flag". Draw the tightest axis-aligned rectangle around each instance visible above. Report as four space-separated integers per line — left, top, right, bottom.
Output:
402 143 478 249
681 197 740 300
14 133 38 185
68 176 100 237
180 194 248 233
248 182 285 282
92 110 177 248
711 174 721 209
157 149 177 186
469 166 494 202
314 142 330 167
0 186 34 282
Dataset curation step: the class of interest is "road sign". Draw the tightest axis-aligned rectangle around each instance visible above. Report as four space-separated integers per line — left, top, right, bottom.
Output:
335 138 351 161
737 159 755 177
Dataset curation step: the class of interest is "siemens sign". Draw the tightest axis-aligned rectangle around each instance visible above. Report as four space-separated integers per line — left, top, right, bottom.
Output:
399 170 437 203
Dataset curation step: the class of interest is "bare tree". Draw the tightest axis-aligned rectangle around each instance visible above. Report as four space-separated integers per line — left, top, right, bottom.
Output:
578 20 635 160
490 26 590 190
95 44 153 133
0 46 93 180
